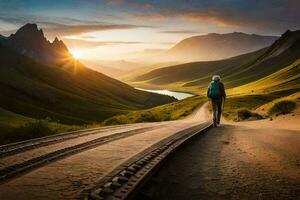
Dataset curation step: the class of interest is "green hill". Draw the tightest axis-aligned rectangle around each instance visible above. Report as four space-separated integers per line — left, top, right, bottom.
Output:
131 30 300 95
0 25 175 126
102 96 206 126
229 59 300 95
0 107 32 131
0 44 175 124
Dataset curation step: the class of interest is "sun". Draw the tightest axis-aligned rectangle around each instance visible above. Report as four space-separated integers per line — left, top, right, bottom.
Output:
71 50 81 59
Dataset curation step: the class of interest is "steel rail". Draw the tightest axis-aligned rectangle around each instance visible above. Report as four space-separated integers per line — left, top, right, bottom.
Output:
0 124 166 183
0 123 159 159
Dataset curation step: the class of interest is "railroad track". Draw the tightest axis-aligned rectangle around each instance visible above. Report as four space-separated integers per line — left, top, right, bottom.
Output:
0 123 161 159
83 122 212 200
0 124 167 183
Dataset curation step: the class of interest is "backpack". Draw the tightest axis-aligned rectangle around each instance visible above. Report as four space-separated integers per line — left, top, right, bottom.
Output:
209 81 220 98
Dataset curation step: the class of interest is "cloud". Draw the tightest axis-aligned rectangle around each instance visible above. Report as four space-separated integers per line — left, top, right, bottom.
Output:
126 13 164 20
0 14 154 38
159 30 202 34
45 24 150 37
174 7 300 34
124 0 300 34
63 38 143 48
1 0 299 37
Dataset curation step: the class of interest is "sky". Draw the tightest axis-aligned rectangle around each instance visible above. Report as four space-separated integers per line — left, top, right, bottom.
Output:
0 0 299 61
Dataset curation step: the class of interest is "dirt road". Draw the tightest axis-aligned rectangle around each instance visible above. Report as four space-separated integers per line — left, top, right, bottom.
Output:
136 116 300 200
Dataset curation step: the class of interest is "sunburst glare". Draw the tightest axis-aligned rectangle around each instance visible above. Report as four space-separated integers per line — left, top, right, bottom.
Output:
70 50 82 59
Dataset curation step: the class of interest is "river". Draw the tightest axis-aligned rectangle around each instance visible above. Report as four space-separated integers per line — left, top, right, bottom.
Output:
136 88 194 100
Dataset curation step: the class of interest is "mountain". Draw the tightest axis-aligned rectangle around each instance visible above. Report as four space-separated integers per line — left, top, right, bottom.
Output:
0 24 175 124
0 23 71 65
164 32 278 62
131 30 300 94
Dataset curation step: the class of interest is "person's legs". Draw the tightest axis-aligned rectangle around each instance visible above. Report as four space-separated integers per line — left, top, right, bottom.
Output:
211 99 217 126
217 99 223 124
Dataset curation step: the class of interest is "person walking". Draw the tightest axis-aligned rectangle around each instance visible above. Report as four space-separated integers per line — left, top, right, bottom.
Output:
207 75 226 127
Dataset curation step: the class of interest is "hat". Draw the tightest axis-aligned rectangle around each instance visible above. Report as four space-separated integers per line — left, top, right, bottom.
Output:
212 75 221 81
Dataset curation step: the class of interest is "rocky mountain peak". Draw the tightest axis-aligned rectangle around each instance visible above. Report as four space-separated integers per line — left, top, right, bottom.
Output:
11 23 45 42
2 24 71 65
16 23 39 33
52 37 69 52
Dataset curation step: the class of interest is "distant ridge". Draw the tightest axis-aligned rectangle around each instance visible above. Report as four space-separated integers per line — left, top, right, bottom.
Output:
164 32 278 62
132 29 300 94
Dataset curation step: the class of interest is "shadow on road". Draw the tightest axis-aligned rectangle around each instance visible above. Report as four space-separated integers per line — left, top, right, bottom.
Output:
134 124 300 200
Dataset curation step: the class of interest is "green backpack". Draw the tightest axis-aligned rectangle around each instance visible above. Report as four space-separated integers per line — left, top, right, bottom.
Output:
209 82 220 98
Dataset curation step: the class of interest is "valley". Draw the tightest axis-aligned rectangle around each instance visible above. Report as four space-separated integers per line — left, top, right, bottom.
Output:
1 25 300 145
0 24 176 144
0 2 299 199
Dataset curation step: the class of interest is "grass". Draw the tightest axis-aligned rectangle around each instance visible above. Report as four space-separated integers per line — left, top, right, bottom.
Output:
0 42 177 143
5 120 56 143
256 91 300 116
131 48 266 87
127 49 266 95
0 107 32 129
268 100 297 115
0 107 85 145
102 96 206 126
237 109 263 121
222 90 298 121
128 30 300 96
2 29 300 144
0 43 175 126
0 119 81 145
0 96 205 145
228 59 300 95
1 90 298 145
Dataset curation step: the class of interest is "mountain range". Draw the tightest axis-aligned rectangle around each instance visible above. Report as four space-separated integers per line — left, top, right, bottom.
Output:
131 32 278 65
0 24 71 65
165 32 278 62
0 24 175 125
131 30 300 95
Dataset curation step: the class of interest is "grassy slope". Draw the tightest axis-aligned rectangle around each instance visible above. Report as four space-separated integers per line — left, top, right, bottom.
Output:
0 107 32 130
222 90 299 120
125 32 300 123
255 92 300 115
120 61 181 82
222 58 300 120
228 59 300 95
129 31 300 95
0 43 175 125
102 96 206 126
0 95 205 144
0 107 82 144
130 49 266 94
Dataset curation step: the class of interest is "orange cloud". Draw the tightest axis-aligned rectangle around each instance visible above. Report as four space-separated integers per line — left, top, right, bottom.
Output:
63 38 143 48
125 6 297 33
159 30 202 34
41 24 154 40
126 13 165 20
